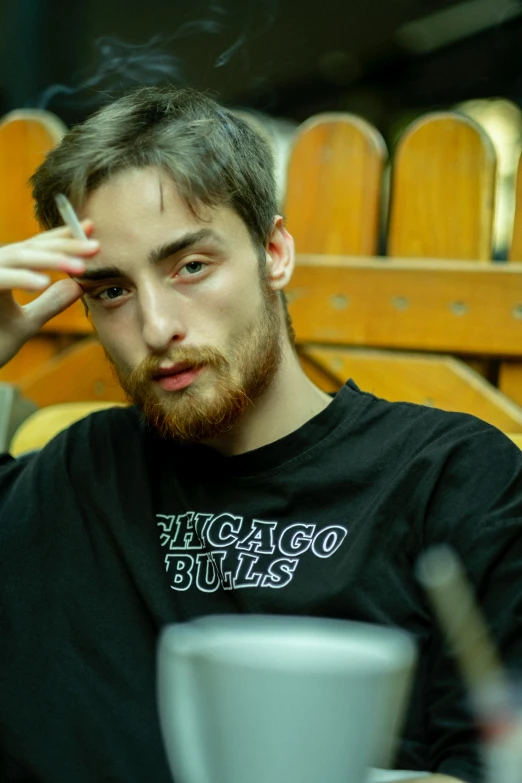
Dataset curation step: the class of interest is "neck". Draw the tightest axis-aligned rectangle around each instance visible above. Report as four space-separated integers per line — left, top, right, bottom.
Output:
206 343 333 457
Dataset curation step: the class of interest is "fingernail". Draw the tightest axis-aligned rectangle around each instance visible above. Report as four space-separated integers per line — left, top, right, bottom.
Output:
35 274 50 285
86 239 99 247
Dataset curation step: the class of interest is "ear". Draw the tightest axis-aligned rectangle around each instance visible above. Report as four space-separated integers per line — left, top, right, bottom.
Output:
265 216 295 292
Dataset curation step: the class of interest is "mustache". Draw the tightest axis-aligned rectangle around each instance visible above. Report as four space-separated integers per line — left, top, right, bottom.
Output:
131 344 228 382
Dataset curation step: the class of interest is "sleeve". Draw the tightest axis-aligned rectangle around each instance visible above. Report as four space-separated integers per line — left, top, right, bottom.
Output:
421 417 522 783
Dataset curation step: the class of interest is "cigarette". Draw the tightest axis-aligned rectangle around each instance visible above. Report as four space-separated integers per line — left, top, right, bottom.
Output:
416 545 508 711
54 193 88 240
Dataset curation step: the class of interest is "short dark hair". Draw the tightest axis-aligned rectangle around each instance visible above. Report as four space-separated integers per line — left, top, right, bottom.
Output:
31 85 278 252
31 85 295 346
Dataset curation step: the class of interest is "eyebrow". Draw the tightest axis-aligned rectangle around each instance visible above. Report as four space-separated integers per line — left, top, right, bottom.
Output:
75 228 227 283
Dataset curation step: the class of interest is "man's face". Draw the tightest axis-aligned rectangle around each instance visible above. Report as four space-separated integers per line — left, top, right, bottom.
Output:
77 167 284 442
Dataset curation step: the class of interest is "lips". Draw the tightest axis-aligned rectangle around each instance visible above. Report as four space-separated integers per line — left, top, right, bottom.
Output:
154 364 204 392
153 362 195 379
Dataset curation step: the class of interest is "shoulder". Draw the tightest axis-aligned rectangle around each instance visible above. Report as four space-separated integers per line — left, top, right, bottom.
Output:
396 406 522 542
346 378 522 464
43 404 161 477
55 404 144 447
346 381 522 528
2 405 147 484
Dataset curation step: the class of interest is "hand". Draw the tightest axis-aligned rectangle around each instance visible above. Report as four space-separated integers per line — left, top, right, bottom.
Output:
0 220 99 369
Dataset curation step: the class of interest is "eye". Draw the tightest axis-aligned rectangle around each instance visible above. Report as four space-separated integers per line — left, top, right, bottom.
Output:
94 286 127 301
178 260 207 277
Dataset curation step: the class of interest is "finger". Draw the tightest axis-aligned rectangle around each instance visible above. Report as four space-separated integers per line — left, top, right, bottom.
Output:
23 278 85 328
40 219 94 238
58 218 95 240
27 237 99 256
0 249 88 272
0 269 52 291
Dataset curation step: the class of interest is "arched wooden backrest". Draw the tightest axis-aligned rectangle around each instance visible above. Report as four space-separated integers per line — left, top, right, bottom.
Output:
0 110 93 334
0 109 66 243
0 110 86 384
284 113 386 256
509 151 522 261
500 151 522 404
388 112 496 260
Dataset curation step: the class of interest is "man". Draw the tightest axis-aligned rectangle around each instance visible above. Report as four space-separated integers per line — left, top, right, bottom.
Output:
0 86 520 783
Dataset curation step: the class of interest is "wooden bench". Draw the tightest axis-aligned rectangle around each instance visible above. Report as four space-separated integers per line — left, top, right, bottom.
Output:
284 111 522 432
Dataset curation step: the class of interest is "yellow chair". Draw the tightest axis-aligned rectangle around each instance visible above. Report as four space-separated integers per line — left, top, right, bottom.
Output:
9 401 127 456
506 433 522 450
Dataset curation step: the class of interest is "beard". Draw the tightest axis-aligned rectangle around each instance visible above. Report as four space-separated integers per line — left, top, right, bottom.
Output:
104 275 283 443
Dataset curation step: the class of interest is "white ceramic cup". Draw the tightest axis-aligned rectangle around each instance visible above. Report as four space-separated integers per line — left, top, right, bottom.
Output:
157 615 417 783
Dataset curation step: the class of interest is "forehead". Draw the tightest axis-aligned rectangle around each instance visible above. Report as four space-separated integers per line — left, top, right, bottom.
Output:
78 167 251 254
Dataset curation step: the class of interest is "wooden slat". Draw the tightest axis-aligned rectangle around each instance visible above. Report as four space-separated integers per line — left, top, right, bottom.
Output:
388 112 496 260
498 363 522 407
287 256 522 356
297 350 342 394
299 346 522 432
509 151 522 261
502 151 522 403
0 335 61 384
0 110 91 335
284 113 386 255
18 337 127 407
38 303 94 334
0 110 66 243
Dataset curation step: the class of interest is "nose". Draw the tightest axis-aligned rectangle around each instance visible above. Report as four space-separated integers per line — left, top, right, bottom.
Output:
139 283 187 352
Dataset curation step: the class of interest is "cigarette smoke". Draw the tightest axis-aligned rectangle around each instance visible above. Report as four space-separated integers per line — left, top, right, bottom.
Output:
214 0 277 68
37 32 208 110
36 0 278 111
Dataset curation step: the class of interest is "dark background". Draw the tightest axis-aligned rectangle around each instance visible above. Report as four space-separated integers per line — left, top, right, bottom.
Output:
2 0 522 142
